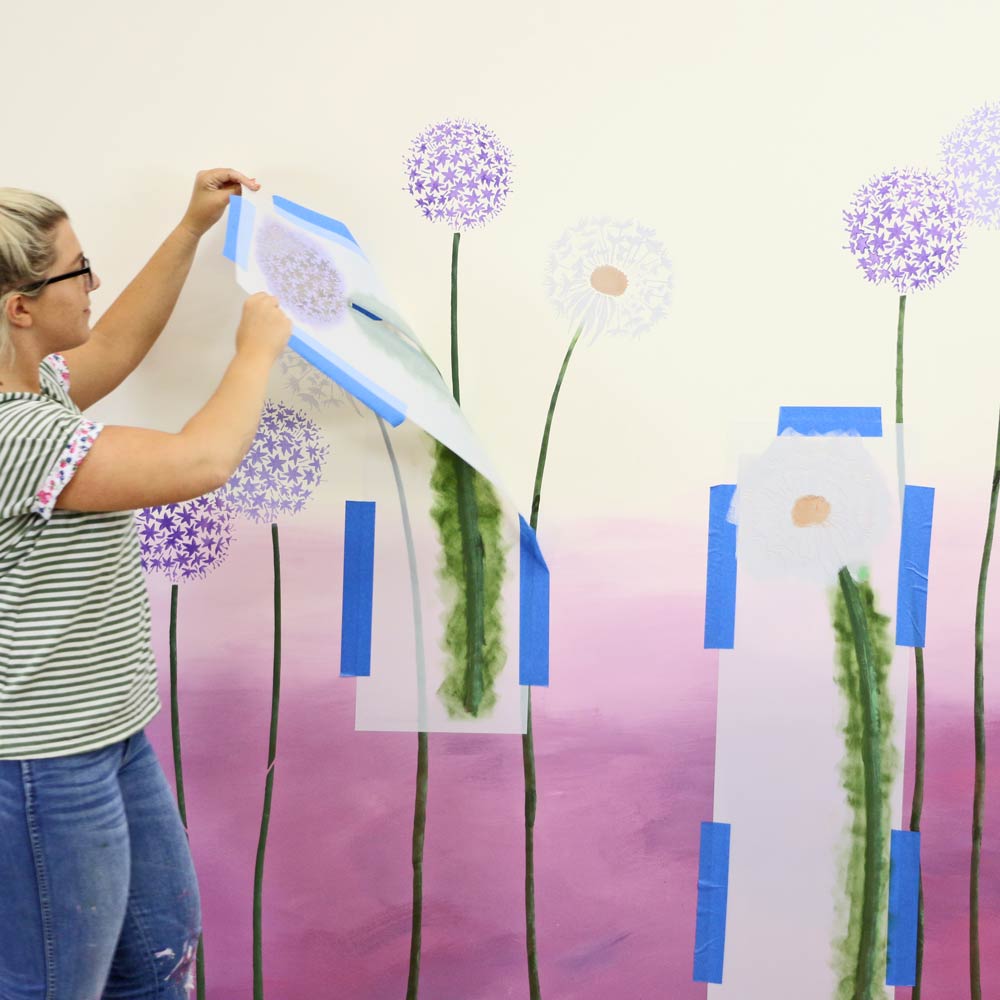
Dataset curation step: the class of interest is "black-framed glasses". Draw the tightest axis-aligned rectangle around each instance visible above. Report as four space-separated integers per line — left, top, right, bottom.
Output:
18 257 94 295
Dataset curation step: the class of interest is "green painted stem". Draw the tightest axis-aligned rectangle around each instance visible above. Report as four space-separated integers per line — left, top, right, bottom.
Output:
169 585 206 999
530 325 585 529
406 731 429 1000
253 523 282 1000
446 231 487 715
896 295 906 426
971 409 1000 1000
838 567 884 1000
522 323 584 1000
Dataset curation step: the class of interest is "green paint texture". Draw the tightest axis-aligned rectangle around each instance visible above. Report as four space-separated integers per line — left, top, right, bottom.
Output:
831 573 898 1000
430 440 508 718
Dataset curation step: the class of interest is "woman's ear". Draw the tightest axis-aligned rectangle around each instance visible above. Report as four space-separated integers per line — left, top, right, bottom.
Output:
5 293 35 331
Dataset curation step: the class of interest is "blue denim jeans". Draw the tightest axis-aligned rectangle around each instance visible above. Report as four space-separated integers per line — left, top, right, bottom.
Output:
0 730 201 999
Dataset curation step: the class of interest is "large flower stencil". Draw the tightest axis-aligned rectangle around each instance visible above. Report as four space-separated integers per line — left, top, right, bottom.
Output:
545 217 674 340
941 101 1000 229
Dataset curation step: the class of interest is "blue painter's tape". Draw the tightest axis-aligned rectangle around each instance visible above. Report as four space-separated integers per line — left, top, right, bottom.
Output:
222 195 255 269
886 829 921 986
289 327 406 427
518 516 550 686
777 406 883 437
340 501 377 678
705 485 738 649
272 196 367 258
693 821 731 984
896 485 935 647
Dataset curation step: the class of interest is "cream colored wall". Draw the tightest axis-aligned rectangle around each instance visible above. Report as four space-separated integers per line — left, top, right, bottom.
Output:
7 0 1000 564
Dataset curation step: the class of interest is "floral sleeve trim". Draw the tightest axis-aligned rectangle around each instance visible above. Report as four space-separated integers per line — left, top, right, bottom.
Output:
43 353 71 389
32 419 104 520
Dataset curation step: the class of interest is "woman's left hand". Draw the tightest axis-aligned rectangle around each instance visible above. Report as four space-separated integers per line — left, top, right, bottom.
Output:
180 168 260 239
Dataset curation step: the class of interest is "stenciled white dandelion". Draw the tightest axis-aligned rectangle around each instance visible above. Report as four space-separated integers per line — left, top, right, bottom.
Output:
941 101 1000 229
545 217 674 342
730 433 891 585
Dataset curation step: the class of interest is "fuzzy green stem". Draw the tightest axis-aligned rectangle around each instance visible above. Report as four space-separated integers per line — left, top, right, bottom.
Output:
446 231 487 715
169 586 207 998
971 409 1000 1000
406 731 429 1000
253 523 282 1000
838 566 883 1000
521 323 585 1000
450 233 461 405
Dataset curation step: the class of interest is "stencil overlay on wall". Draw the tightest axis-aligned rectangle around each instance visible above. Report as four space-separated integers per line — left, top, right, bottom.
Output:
224 194 545 734
699 409 919 998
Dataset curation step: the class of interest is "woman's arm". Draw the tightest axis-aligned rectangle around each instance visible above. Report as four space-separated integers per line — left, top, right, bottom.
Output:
61 168 259 412
56 293 289 512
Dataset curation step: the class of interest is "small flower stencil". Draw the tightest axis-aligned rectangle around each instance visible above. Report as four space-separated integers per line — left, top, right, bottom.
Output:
843 168 965 294
404 118 513 230
224 400 330 524
136 490 236 583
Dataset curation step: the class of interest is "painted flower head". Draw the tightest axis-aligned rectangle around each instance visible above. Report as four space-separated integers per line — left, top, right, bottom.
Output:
404 118 513 230
279 349 361 416
843 168 965 294
136 490 236 583
731 434 890 584
224 400 330 524
255 220 347 325
545 217 673 340
941 101 1000 229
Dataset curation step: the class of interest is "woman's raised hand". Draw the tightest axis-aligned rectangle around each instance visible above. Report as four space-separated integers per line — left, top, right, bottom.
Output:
180 168 260 239
236 292 292 361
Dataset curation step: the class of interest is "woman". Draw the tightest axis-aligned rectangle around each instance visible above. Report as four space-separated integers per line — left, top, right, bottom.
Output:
0 170 291 996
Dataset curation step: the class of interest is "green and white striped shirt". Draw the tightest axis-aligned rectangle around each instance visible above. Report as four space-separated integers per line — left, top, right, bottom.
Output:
0 354 159 759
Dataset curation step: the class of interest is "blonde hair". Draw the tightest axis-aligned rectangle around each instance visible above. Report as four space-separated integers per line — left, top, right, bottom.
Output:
0 188 68 365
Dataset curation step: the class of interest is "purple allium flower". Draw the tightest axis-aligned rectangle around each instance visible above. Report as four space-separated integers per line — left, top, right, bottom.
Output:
278 349 361 416
545 218 673 339
224 400 330 523
404 118 513 230
135 490 236 583
843 169 965 294
941 102 1000 229
255 220 347 326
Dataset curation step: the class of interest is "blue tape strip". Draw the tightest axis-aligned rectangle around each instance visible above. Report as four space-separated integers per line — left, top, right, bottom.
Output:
272 196 366 258
340 501 377 678
518 516 550 686
705 485 738 649
693 821 731 984
351 302 382 323
222 195 255 269
289 327 406 427
886 829 921 986
777 406 883 437
896 485 935 647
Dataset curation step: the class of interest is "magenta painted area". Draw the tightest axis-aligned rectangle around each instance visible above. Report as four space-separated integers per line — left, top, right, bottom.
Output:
141 514 1000 997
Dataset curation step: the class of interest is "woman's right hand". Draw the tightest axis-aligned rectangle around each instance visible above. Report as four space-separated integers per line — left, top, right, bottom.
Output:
236 292 292 361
